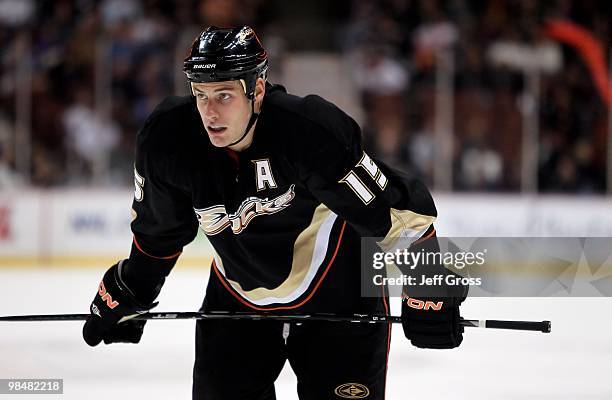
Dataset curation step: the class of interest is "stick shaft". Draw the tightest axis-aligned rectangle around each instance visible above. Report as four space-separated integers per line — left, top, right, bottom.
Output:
461 319 551 333
0 312 551 332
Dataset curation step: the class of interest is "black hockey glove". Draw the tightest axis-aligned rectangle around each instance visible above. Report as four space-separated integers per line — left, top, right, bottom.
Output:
401 292 465 349
82 260 157 346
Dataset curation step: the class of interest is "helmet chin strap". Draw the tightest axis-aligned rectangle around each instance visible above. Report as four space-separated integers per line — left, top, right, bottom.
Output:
226 98 258 148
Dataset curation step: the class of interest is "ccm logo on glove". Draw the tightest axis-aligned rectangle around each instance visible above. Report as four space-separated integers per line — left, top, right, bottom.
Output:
404 297 443 311
98 281 119 309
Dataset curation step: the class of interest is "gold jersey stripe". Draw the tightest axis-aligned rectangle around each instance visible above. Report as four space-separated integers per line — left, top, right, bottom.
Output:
213 203 338 304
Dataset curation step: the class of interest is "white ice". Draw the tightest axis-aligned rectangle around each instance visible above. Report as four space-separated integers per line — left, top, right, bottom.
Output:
0 268 610 399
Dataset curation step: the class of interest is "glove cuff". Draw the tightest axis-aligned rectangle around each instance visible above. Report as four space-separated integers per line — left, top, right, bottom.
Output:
91 261 157 322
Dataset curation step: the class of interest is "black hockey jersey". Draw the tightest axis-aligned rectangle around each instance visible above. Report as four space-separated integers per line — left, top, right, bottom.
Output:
127 84 437 310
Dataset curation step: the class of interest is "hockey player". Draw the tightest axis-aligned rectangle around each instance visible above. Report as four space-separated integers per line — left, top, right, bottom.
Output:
82 26 466 400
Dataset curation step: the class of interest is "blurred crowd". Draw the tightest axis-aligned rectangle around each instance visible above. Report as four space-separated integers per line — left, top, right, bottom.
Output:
0 0 271 186
0 0 609 193
347 0 610 193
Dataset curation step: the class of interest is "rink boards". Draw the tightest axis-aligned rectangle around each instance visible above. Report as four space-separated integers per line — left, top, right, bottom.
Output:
1 190 612 267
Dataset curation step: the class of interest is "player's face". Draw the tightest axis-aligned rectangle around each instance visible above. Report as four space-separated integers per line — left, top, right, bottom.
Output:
192 80 253 149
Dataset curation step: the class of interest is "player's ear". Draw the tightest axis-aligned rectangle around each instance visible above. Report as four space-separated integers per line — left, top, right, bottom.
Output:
254 78 265 111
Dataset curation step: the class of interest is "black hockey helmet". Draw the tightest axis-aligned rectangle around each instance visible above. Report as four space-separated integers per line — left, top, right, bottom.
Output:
184 26 268 99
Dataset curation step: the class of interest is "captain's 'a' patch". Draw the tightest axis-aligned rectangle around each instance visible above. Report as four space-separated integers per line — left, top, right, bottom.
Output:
252 159 277 191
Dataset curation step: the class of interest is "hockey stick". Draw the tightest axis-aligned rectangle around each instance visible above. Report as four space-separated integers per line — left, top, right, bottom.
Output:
0 311 551 333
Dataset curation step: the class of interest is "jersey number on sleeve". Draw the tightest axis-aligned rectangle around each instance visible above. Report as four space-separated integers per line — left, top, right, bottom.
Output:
134 166 145 202
339 152 388 205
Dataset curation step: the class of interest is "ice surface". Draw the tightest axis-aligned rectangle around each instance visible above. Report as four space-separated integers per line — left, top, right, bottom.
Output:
0 268 610 399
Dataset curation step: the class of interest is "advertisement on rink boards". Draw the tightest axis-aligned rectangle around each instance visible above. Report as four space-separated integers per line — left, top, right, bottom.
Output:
0 192 42 259
0 190 214 266
361 236 612 298
433 195 612 237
